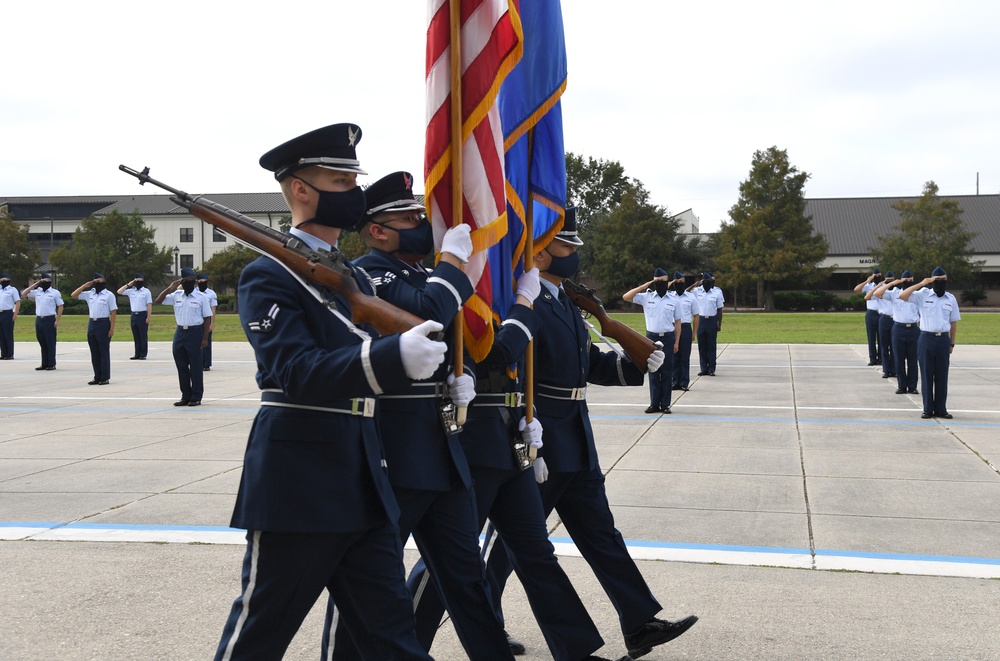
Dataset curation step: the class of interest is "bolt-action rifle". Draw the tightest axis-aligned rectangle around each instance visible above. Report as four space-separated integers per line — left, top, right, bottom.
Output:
563 279 657 373
119 165 426 336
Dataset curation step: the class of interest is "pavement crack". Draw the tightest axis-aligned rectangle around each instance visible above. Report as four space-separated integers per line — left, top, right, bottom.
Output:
788 345 817 569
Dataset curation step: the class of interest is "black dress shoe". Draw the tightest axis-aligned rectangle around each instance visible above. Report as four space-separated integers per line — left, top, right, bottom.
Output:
661 405 672 414
139 356 147 360
45 367 56 371
881 373 891 378
35 366 46 371
707 372 715 376
921 412 933 419
644 405 661 414
697 371 706 376
97 380 110 385
908 389 919 395
174 400 190 407
671 385 682 391
582 656 633 661
625 615 698 658
867 361 879 366
188 400 202 407
895 388 906 394
505 631 526 656
679 386 689 391
88 379 100 385
129 356 140 360
203 366 211 371
936 412 953 419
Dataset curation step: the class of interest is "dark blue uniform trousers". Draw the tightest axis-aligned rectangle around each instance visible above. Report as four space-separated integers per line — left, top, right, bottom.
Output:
129 312 149 358
86 318 111 381
696 316 719 374
0 309 13 358
878 314 894 375
918 332 951 415
173 326 204 401
892 323 919 391
865 309 880 363
35 316 57 368
203 330 213 367
483 468 661 636
407 467 604 661
214 527 431 661
646 331 674 408
326 485 512 661
672 323 693 388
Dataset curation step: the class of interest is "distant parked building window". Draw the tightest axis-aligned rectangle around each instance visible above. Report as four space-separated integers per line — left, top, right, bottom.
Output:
180 228 194 243
213 228 227 243
180 255 194 269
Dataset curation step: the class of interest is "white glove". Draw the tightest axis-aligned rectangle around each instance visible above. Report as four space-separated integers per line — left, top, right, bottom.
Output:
447 372 476 407
399 320 447 380
518 416 543 450
647 349 665 373
533 456 549 484
440 224 473 263
515 268 541 302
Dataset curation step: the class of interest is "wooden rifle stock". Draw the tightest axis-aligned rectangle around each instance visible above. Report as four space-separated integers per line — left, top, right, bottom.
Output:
562 279 656 373
119 165 425 336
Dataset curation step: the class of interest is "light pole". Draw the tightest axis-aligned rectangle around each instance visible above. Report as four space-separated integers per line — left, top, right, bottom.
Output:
173 246 180 277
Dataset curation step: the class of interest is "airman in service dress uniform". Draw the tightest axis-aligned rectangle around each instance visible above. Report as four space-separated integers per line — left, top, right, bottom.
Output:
214 125 443 661
854 268 882 366
694 272 724 376
322 171 514 661
117 273 153 360
623 266 680 413
867 270 896 379
0 273 22 360
23 274 63 370
71 273 117 385
873 270 920 394
400 207 626 661
197 273 218 370
900 267 961 419
672 272 697 391
481 215 697 660
155 269 212 406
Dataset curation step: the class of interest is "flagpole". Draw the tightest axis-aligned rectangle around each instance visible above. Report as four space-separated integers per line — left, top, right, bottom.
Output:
449 0 467 424
524 128 537 460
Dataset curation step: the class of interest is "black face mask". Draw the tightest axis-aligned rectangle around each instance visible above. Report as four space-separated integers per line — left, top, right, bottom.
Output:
703 280 714 292
197 282 208 292
182 281 196 295
544 249 580 279
873 275 883 284
0 280 9 287
382 220 434 258
134 281 144 289
933 281 947 297
673 282 687 294
296 177 367 229
40 282 51 291
654 283 669 296
93 282 106 293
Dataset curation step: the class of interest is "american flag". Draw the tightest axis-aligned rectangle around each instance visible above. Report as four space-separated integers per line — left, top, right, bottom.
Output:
424 0 523 362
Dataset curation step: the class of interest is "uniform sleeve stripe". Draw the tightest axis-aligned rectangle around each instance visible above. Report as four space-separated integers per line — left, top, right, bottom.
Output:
360 339 382 394
501 318 532 341
426 276 463 311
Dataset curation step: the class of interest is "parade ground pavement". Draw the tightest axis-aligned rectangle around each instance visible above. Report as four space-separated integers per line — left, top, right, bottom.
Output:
2 340 999 660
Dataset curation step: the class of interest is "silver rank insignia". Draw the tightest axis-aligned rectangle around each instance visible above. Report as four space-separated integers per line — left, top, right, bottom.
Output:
248 303 280 333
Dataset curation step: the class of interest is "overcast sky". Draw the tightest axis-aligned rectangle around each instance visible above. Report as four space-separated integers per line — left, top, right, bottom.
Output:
3 0 998 233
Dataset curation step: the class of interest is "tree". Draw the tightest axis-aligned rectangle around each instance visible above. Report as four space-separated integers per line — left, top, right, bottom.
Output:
587 185 694 306
566 153 641 274
870 181 981 284
50 210 173 288
200 243 259 310
0 208 42 284
717 147 829 311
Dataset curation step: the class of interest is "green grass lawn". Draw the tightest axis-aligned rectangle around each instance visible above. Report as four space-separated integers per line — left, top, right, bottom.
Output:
12 311 999 344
